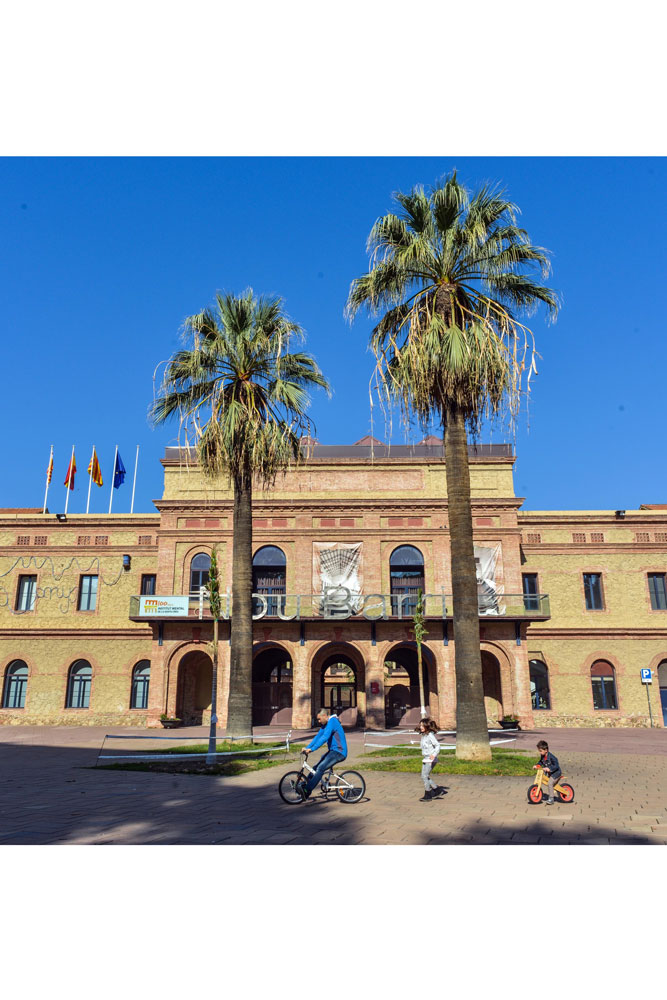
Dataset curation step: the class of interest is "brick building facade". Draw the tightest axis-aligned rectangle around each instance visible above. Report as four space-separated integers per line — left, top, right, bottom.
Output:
1 441 666 729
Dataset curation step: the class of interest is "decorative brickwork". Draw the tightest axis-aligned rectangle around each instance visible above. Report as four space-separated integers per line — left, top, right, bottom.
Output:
94 536 109 546
16 536 30 546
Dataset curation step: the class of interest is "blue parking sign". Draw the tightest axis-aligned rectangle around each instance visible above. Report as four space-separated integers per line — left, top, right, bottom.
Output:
641 668 652 684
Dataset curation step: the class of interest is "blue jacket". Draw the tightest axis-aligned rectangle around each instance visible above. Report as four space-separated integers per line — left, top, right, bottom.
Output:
307 715 348 757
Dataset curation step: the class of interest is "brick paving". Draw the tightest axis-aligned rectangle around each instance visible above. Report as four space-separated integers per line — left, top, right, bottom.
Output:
1 725 666 844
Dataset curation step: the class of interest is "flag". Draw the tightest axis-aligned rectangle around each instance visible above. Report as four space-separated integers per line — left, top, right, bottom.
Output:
46 450 54 485
64 452 77 490
87 448 103 487
113 451 126 489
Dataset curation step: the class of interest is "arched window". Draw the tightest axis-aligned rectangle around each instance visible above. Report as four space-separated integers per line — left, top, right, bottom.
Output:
591 660 618 710
189 553 211 596
659 660 667 727
130 660 151 710
252 546 286 615
2 660 28 709
390 545 424 616
530 659 551 710
66 660 92 709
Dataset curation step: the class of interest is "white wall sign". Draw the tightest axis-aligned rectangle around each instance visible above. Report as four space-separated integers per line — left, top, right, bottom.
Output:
139 596 190 617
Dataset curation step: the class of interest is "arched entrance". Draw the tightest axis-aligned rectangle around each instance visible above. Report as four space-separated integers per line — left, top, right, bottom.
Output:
481 650 503 723
384 643 435 727
252 645 293 726
311 644 366 728
176 650 213 726
321 654 359 726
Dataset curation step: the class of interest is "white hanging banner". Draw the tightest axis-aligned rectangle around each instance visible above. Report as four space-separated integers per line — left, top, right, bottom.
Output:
313 542 364 613
474 544 505 615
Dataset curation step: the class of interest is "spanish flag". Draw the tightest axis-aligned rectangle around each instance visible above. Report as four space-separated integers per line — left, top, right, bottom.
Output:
46 448 54 485
87 447 103 487
64 452 77 490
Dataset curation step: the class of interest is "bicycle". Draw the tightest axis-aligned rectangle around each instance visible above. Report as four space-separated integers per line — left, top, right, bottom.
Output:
279 752 366 805
527 765 575 804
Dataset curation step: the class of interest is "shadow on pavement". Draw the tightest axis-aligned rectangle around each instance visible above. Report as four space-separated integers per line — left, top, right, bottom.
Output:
1 738 664 845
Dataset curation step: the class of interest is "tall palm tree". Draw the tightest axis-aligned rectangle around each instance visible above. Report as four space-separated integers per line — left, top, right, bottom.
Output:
347 172 558 760
152 290 330 737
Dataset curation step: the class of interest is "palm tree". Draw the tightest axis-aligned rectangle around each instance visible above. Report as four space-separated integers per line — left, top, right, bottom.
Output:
152 290 330 737
347 172 558 760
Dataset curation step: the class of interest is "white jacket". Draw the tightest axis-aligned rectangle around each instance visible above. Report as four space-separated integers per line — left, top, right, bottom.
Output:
420 731 441 763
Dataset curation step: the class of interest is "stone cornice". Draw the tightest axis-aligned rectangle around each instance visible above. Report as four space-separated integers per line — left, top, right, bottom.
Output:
526 627 667 638
0 628 153 638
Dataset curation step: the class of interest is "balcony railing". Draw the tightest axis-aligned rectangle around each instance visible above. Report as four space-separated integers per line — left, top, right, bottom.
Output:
129 590 550 622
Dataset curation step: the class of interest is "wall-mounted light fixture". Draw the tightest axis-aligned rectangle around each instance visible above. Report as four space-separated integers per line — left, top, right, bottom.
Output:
56 513 67 522
615 510 626 519
123 554 132 570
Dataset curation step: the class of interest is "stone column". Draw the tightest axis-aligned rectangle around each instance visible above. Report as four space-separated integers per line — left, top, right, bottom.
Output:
434 640 457 729
365 646 385 729
291 642 312 729
512 630 534 730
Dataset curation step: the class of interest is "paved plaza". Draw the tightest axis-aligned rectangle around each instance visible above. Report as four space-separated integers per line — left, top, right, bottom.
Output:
1 725 666 844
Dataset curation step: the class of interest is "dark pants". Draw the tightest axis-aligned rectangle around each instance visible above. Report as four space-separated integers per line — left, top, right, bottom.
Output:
305 749 346 794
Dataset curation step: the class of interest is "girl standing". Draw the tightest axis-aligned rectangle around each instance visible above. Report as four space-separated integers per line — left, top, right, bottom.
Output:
416 717 444 802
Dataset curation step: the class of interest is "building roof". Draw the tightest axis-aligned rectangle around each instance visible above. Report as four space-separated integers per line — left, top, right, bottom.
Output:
0 507 46 513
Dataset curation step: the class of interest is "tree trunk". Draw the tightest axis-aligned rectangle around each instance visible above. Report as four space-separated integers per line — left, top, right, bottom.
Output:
416 642 426 718
444 405 491 761
206 616 219 764
226 473 253 737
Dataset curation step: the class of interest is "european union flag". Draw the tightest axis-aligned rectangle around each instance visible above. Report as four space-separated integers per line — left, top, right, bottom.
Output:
113 451 127 489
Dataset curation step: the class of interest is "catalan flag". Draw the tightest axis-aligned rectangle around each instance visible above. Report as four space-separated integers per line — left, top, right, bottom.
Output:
64 451 77 490
87 447 103 487
46 448 54 485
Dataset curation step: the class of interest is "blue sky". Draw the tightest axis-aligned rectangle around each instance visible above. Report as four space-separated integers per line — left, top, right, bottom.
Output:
2 156 665 514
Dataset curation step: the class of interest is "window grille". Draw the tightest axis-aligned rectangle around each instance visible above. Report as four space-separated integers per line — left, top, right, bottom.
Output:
572 532 586 543
77 536 90 546
94 535 108 546
635 532 650 542
138 535 152 545
654 533 667 543
33 535 48 545
525 533 541 544
590 532 604 543
16 536 30 546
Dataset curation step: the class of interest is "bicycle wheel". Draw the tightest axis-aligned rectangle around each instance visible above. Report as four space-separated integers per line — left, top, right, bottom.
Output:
336 770 365 803
527 783 543 804
279 771 305 805
557 782 575 803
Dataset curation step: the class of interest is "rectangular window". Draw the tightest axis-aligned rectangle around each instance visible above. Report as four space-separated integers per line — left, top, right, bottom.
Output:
648 573 667 610
77 536 90 546
583 573 604 610
16 536 30 546
635 532 650 543
590 532 605 543
34 535 48 546
655 533 667 543
525 533 541 544
522 573 539 611
16 575 37 612
572 532 586 543
138 535 152 545
94 535 108 546
78 575 98 611
141 574 156 595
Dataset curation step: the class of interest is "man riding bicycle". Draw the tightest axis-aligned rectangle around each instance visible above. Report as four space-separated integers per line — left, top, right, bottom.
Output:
300 709 348 800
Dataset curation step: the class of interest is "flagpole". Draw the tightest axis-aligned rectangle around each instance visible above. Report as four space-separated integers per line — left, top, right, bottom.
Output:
64 445 75 515
86 445 95 515
43 445 53 514
130 445 139 514
108 445 118 514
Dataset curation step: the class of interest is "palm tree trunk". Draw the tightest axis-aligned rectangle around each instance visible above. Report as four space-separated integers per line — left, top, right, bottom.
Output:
227 472 253 737
206 616 219 764
444 405 491 761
